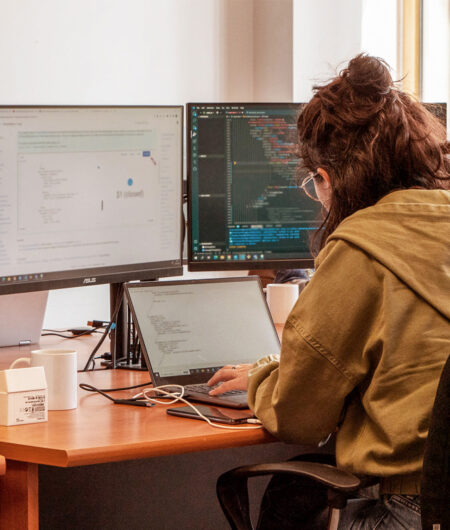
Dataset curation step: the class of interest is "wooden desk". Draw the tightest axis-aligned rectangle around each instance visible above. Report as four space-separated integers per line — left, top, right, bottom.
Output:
0 334 281 529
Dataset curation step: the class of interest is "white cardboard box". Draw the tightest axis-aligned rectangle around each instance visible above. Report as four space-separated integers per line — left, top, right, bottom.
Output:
0 367 48 425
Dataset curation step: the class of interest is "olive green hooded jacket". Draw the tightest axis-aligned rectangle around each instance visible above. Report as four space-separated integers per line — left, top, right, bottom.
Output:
248 189 450 494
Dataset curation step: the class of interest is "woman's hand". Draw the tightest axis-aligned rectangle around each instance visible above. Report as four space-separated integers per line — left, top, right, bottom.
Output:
207 364 253 395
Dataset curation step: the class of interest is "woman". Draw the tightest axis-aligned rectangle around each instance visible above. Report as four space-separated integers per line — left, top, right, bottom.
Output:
208 54 450 528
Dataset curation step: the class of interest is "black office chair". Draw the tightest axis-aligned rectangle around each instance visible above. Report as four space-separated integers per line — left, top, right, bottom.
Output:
420 354 450 530
216 355 450 530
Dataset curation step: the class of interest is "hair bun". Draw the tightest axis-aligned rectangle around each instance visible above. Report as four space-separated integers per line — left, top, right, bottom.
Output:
344 53 393 98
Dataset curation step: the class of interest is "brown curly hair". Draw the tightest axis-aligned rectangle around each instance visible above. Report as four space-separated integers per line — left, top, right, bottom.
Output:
297 53 450 252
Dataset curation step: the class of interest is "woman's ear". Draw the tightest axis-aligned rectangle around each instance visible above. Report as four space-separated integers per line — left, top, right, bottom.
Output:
317 168 331 187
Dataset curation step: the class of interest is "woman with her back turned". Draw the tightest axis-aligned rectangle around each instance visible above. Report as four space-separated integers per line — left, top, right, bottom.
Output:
208 53 450 528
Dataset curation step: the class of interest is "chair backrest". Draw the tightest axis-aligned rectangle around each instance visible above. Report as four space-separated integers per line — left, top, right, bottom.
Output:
420 354 450 530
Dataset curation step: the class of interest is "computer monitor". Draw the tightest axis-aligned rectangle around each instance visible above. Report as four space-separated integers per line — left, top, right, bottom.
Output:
187 103 321 271
0 106 183 347
0 106 183 295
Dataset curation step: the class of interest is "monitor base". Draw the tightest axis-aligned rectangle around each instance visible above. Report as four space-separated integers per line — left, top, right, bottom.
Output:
101 359 147 371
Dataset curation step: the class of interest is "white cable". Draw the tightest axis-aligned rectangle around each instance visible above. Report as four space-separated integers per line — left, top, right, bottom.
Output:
132 384 186 405
133 384 263 430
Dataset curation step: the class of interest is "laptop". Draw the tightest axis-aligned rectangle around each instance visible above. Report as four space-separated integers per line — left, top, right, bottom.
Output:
124 277 281 408
0 291 48 347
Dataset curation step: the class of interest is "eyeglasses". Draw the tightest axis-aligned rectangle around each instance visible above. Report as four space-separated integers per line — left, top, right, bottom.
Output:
300 173 321 201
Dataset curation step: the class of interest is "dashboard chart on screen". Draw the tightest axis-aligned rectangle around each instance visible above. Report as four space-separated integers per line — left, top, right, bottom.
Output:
0 106 183 295
187 103 320 271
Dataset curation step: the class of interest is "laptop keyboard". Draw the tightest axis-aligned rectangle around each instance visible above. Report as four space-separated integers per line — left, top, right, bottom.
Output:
186 383 246 397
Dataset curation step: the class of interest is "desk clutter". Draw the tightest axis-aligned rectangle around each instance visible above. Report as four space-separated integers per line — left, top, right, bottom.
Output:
0 366 47 425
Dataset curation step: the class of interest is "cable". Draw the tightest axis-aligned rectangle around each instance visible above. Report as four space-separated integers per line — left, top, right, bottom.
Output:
181 180 188 255
42 328 72 332
41 329 101 339
81 286 123 372
79 383 154 407
79 381 262 429
135 385 263 430
87 320 110 328
80 381 152 393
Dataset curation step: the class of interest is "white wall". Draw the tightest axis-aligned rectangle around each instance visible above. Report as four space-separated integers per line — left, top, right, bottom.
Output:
43 285 111 328
253 0 293 101
293 0 363 101
360 0 398 79
216 0 255 101
422 0 449 104
0 0 230 105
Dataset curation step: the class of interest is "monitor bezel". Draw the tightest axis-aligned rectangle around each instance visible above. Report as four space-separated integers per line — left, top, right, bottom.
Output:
0 105 184 295
186 102 316 272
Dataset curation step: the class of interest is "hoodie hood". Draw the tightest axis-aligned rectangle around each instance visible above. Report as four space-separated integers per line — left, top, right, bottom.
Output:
325 189 450 320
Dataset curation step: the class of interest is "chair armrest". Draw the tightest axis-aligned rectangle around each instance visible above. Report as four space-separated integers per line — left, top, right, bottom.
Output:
217 461 362 530
226 461 361 491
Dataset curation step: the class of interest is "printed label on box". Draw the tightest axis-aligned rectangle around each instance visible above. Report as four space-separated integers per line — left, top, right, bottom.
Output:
14 391 46 423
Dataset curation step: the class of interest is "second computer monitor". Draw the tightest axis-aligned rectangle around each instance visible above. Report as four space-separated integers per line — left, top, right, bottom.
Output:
1 106 183 295
187 103 321 271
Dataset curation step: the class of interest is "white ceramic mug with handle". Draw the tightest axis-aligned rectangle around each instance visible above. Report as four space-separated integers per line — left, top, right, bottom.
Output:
10 349 78 410
266 283 299 324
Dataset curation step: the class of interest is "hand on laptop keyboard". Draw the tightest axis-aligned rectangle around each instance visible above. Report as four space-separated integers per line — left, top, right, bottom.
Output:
207 364 253 396
188 384 245 397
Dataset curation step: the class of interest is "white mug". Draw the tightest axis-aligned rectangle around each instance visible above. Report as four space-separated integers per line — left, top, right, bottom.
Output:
266 283 299 324
10 349 77 410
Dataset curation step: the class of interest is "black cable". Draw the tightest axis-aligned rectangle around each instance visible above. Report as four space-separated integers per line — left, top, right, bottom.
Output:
79 383 154 407
41 330 101 339
79 381 151 393
81 286 124 372
77 366 111 372
180 180 188 261
79 383 117 401
81 328 110 371
181 191 187 255
41 333 79 338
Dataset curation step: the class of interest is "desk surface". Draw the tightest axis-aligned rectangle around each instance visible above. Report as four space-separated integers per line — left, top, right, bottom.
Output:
0 334 276 468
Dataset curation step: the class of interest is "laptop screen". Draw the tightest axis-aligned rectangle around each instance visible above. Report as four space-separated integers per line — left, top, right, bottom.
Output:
125 277 280 385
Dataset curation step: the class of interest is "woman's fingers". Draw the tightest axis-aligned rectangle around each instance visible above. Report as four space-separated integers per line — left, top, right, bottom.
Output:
207 364 253 395
207 366 236 386
208 374 248 395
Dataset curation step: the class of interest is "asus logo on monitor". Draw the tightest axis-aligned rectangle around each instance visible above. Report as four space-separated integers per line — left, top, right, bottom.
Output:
83 277 97 285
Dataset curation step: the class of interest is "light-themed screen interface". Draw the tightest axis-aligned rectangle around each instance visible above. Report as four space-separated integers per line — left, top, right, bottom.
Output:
127 279 280 378
0 106 182 291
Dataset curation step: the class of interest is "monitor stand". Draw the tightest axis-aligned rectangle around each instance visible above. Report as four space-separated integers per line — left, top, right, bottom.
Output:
108 282 154 371
0 291 49 348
